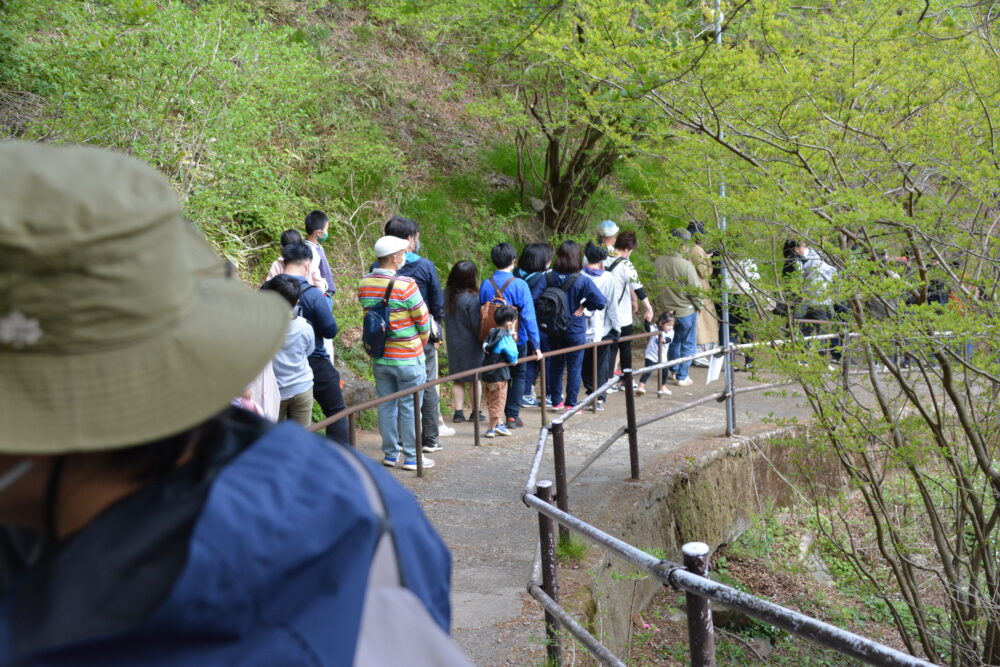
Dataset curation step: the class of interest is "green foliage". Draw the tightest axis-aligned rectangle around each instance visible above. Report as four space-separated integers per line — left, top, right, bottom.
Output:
555 535 590 565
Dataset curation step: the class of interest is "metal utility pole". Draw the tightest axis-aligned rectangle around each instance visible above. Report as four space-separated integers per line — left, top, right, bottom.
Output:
715 0 736 437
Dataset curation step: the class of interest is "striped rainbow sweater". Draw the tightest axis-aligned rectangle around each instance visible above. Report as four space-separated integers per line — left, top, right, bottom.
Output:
358 268 430 366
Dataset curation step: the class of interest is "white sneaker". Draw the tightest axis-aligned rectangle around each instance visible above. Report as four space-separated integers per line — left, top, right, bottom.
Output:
657 388 672 396
437 423 456 437
673 377 693 387
422 442 443 453
402 457 434 471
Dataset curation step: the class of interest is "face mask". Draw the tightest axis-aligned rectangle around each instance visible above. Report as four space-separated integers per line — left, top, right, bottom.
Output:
0 460 33 494
318 232 329 243
414 238 421 253
397 252 407 269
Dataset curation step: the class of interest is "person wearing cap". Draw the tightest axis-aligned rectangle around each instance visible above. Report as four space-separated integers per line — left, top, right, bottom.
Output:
596 219 620 258
653 228 703 386
376 216 452 453
358 236 434 471
0 142 455 664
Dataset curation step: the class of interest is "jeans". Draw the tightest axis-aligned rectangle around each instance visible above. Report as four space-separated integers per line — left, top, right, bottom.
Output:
546 337 584 407
668 312 697 380
308 356 349 444
374 361 426 460
505 342 527 419
523 360 538 398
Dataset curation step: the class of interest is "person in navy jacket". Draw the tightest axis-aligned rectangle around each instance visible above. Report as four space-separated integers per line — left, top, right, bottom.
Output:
480 243 544 428
542 241 606 409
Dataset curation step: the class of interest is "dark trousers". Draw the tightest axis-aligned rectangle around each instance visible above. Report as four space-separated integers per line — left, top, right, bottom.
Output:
583 332 614 395
546 337 585 407
308 355 349 444
615 324 635 372
639 358 669 385
505 342 527 420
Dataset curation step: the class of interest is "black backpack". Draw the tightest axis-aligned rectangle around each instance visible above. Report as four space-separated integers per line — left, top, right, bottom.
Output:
535 273 579 337
362 278 396 358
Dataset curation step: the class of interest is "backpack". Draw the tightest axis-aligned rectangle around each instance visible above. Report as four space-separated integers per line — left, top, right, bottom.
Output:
336 446 473 666
362 278 396 358
535 273 580 338
607 257 629 305
478 277 516 341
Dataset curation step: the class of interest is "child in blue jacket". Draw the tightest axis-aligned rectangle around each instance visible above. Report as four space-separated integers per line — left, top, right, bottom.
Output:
481 305 519 437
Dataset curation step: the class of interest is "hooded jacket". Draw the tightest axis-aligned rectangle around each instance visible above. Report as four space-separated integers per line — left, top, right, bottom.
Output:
0 410 452 666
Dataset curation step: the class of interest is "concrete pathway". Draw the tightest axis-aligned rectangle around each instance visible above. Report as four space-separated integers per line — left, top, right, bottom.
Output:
351 364 815 665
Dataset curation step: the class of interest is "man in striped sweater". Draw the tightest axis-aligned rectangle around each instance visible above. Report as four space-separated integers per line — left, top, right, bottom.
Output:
358 236 434 471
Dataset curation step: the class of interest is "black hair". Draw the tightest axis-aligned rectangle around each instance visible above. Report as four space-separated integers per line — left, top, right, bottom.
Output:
305 210 329 235
657 311 676 327
263 274 302 307
518 243 553 273
445 261 479 315
584 240 608 264
282 241 312 265
493 304 518 326
553 240 583 274
490 242 517 269
385 216 419 240
279 229 303 247
614 230 638 251
782 239 806 276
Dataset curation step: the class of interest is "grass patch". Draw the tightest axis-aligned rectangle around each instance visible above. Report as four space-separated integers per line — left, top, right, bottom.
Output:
556 535 590 565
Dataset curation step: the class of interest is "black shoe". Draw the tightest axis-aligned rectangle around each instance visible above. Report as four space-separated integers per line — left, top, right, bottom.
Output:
452 410 466 423
506 417 524 429
476 411 486 422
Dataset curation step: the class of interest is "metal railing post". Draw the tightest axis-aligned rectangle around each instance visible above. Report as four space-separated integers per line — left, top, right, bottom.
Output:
414 393 423 477
539 357 548 425
656 334 664 399
724 346 736 437
472 372 481 447
551 421 570 543
348 413 356 447
683 542 716 667
536 480 562 666
622 368 640 479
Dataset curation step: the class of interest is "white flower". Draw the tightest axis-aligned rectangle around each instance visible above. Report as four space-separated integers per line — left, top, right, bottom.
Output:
0 310 43 348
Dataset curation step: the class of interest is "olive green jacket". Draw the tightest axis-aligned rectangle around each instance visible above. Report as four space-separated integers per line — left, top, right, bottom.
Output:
653 252 702 318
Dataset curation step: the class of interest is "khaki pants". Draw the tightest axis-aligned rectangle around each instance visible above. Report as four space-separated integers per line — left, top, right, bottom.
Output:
485 381 508 429
279 387 313 427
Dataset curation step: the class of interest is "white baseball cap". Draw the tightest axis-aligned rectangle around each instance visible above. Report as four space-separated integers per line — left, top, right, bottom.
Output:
597 220 619 237
374 235 409 258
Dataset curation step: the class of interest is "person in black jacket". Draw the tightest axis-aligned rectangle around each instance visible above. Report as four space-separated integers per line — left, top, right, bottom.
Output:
281 242 349 443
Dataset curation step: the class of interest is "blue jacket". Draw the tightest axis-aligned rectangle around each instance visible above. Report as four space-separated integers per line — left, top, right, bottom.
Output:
481 327 519 383
371 254 444 322
480 270 540 352
290 274 338 359
0 411 452 666
545 271 606 343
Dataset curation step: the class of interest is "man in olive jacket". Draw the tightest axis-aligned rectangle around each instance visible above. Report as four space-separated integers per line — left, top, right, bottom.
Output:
653 228 702 386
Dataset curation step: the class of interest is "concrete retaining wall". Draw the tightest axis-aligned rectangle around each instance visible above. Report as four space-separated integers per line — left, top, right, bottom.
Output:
587 426 846 657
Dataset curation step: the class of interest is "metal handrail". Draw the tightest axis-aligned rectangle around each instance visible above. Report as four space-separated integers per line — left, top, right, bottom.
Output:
520 330 935 666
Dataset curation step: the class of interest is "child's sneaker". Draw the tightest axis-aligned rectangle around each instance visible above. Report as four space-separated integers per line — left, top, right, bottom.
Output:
484 428 496 438
382 454 398 467
495 424 511 436
402 457 434 471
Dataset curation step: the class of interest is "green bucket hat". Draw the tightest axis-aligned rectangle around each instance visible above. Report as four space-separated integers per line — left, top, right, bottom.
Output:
0 141 289 454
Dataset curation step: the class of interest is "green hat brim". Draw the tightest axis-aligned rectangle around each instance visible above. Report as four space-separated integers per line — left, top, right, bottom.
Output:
0 233 290 454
